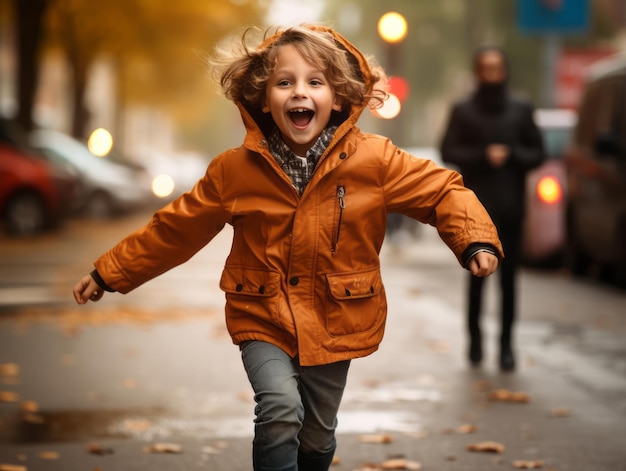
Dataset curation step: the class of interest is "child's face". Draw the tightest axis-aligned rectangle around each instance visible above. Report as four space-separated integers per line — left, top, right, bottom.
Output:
262 44 342 156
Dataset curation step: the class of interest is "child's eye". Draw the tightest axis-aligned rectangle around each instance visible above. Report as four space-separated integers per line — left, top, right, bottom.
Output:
277 80 291 87
310 79 323 86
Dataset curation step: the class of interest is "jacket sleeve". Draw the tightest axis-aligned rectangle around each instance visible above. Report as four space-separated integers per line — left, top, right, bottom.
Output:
509 102 547 171
440 103 487 170
93 160 228 294
383 143 504 265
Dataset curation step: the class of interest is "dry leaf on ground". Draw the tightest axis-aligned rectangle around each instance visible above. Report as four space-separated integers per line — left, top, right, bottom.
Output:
121 418 152 432
381 458 422 470
20 401 38 413
358 434 393 444
39 451 59 460
87 443 114 455
550 407 571 417
455 423 478 434
0 364 19 377
488 389 531 403
0 391 18 403
466 441 505 453
0 465 27 471
0 364 19 385
512 460 545 468
144 443 183 454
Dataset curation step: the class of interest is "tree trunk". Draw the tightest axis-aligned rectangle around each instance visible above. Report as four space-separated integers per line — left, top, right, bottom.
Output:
15 0 50 132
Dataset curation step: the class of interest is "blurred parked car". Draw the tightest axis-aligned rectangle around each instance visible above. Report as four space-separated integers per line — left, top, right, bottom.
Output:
522 108 577 266
565 54 626 286
0 119 77 236
30 129 153 218
132 149 210 204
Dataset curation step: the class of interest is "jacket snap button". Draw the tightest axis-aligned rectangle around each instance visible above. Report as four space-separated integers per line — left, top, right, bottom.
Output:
339 152 347 160
236 284 243 292
345 288 351 296
289 276 299 286
258 285 265 294
370 286 374 293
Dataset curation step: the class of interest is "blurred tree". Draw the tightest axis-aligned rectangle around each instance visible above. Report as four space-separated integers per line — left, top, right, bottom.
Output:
42 0 265 140
14 0 50 132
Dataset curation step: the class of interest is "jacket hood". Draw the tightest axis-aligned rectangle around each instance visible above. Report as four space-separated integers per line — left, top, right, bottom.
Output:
239 25 380 147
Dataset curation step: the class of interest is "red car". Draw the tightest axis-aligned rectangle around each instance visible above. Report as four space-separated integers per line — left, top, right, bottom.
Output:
522 108 577 266
0 120 76 236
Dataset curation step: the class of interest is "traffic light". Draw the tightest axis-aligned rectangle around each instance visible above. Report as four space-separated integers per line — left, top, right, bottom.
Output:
376 12 408 120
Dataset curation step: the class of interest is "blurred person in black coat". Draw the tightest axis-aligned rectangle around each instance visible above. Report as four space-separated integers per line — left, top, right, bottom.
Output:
440 46 546 371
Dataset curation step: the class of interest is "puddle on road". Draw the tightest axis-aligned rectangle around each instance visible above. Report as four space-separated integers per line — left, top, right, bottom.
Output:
1 385 438 443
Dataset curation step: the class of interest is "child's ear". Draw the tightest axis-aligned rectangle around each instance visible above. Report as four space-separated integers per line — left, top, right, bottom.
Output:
332 99 342 112
262 102 270 113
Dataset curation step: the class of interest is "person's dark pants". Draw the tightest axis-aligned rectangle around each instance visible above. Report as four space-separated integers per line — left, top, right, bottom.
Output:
467 217 521 366
240 341 350 471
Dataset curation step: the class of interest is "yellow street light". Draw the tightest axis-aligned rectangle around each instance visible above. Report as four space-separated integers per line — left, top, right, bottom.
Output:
88 128 114 157
378 12 408 44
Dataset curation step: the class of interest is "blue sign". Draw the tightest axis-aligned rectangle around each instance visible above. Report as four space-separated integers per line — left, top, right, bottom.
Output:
517 0 590 34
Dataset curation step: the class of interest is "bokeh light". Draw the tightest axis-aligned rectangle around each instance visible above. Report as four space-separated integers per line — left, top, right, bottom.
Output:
88 128 114 157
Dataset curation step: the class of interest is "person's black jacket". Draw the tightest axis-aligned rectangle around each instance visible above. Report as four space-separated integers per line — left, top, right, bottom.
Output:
440 94 546 222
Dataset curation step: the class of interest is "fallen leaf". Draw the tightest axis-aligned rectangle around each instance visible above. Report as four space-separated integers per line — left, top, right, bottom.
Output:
331 455 341 465
550 408 571 417
0 364 19 377
358 434 393 444
201 446 221 455
0 364 19 385
427 339 450 353
144 443 183 454
0 465 27 471
122 418 152 432
472 380 492 392
488 389 530 403
0 392 18 403
122 378 138 390
20 401 38 413
87 443 114 455
466 441 505 453
455 423 477 434
353 464 382 471
381 458 422 470
39 451 59 460
512 460 545 469
22 413 45 424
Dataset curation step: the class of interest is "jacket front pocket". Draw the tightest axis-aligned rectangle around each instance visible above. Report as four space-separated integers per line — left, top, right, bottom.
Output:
325 267 383 337
220 266 281 334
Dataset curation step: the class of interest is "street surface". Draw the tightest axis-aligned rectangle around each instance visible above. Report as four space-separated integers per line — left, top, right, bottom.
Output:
1 210 625 470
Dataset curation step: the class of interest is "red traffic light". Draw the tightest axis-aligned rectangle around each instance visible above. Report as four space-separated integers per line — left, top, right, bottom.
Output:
388 76 410 102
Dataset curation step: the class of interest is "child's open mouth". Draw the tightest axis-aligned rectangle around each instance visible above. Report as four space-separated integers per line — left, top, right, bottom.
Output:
288 108 314 128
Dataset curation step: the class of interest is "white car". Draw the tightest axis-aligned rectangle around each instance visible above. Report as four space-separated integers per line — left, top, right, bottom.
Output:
30 129 153 217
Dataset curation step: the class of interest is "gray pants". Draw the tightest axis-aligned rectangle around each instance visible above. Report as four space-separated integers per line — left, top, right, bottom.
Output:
240 341 351 471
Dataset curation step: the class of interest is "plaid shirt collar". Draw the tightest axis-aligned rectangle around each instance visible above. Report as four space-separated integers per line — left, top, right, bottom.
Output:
268 125 338 195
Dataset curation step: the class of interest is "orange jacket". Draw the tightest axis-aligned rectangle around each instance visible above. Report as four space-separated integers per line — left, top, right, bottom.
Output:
94 27 503 366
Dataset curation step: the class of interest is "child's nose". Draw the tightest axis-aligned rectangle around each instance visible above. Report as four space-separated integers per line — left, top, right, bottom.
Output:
292 82 307 98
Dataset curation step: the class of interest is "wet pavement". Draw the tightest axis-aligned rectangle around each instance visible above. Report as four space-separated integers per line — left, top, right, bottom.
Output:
1 211 626 470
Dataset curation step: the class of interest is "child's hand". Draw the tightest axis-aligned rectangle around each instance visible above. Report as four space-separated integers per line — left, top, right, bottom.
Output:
73 274 105 305
467 252 499 277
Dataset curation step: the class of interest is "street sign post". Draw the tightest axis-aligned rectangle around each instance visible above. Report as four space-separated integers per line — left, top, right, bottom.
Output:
517 0 590 35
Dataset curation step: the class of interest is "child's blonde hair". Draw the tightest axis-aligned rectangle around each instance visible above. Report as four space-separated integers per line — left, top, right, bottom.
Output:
210 25 385 113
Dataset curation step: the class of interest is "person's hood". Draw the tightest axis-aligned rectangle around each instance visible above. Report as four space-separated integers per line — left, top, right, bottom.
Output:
239 25 379 149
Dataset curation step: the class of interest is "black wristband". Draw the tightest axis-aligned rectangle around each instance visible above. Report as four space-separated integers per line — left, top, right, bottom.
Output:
90 269 116 292
461 243 499 268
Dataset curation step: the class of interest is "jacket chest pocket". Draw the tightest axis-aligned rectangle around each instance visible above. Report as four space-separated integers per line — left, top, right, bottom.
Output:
325 267 384 337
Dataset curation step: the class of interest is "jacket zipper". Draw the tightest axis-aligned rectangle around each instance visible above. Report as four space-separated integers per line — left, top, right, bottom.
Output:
331 185 346 254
